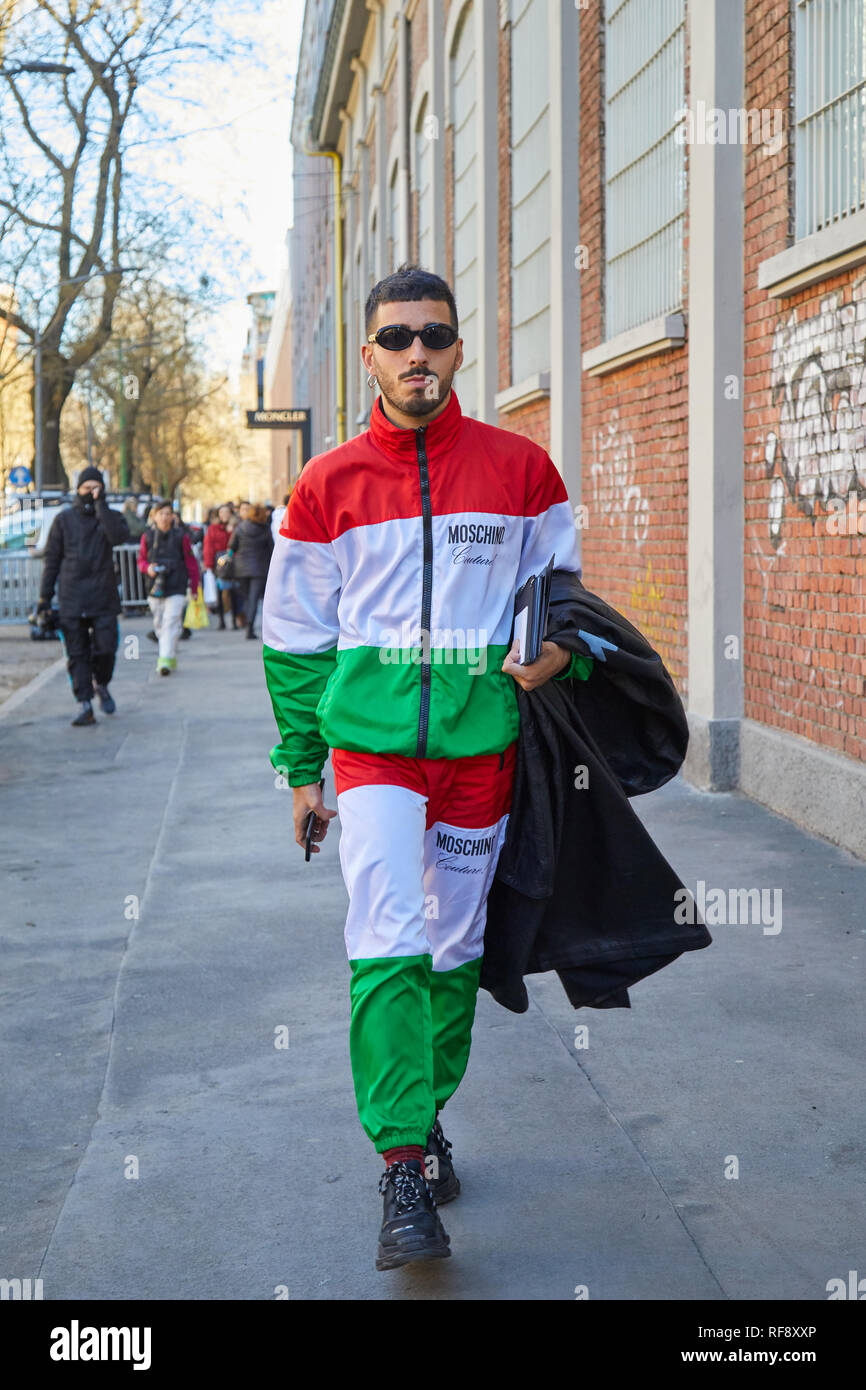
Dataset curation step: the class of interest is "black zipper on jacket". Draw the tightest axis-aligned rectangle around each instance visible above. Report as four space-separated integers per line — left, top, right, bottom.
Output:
415 424 433 758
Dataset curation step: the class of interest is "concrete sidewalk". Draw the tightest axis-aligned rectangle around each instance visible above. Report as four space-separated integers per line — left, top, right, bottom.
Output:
0 625 63 704
1 619 863 1301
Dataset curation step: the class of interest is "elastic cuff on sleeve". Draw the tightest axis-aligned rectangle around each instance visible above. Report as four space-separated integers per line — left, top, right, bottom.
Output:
269 751 325 788
553 650 594 682
288 770 325 788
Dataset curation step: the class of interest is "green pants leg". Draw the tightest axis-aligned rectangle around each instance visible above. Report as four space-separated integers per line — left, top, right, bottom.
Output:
348 953 483 1151
349 954 436 1153
430 956 483 1115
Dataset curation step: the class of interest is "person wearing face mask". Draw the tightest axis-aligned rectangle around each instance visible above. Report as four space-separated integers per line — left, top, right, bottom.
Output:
37 466 131 726
137 500 201 675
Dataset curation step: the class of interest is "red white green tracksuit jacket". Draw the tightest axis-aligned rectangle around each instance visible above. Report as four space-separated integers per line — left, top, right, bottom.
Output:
262 388 586 1152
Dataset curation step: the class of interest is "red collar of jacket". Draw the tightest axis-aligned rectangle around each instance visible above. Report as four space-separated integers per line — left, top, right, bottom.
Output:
368 386 464 462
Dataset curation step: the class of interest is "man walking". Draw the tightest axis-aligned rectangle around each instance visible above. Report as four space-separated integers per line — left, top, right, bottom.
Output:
262 266 586 1270
38 466 130 726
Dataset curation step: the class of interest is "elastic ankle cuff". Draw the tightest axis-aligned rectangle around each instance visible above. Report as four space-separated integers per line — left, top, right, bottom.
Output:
375 1131 431 1153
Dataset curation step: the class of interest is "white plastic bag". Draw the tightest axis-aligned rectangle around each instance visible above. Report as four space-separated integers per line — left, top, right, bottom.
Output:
202 569 218 605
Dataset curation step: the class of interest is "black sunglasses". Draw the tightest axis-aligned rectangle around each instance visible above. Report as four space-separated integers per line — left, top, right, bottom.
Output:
367 322 459 351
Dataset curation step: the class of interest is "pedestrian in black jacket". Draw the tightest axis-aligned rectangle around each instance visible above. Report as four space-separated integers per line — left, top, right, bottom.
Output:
38 466 130 726
228 504 274 640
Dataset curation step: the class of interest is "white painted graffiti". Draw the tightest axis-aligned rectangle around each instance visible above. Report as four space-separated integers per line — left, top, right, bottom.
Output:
590 409 649 545
764 276 866 544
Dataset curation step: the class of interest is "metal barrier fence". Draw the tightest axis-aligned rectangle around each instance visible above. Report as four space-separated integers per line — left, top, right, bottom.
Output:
0 543 148 623
0 553 43 623
114 543 149 609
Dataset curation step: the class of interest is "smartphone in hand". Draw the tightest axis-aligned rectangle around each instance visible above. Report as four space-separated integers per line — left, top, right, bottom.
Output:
304 777 326 862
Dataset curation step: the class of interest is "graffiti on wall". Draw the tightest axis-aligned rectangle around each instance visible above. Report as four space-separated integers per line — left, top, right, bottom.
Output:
763 275 866 545
629 560 680 677
590 409 650 545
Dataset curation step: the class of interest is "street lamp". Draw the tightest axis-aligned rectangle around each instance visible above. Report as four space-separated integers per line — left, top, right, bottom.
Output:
32 265 140 492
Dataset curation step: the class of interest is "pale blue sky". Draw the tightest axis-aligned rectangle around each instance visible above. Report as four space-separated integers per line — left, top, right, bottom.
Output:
146 0 306 375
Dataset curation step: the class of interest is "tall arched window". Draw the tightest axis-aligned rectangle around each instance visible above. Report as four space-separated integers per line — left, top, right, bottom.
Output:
415 95 433 270
604 0 685 335
511 0 550 381
450 2 478 416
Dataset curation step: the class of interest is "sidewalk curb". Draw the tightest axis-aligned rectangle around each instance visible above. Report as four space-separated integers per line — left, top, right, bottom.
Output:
0 656 65 721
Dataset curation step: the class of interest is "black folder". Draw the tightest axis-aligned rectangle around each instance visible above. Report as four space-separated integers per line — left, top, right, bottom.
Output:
511 553 555 664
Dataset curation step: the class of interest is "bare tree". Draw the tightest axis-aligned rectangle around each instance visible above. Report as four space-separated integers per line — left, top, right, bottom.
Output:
64 266 220 489
0 0 225 486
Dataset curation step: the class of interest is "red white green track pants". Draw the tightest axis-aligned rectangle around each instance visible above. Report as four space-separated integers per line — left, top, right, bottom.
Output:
331 742 517 1152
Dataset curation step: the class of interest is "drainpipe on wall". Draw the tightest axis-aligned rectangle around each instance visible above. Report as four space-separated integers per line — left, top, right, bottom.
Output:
397 8 411 262
302 116 346 445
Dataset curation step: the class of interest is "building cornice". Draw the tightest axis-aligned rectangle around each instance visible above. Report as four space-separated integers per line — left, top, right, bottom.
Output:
312 0 372 148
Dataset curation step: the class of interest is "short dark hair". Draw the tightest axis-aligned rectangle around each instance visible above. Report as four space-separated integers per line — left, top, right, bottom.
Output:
365 264 458 336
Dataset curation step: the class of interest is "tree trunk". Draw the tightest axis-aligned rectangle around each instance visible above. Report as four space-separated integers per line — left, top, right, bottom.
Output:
120 413 136 490
33 352 76 490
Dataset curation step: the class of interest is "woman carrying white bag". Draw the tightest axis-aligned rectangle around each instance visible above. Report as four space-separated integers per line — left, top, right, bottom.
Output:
202 567 218 608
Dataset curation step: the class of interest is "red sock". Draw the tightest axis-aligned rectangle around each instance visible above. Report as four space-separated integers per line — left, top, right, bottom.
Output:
383 1145 425 1167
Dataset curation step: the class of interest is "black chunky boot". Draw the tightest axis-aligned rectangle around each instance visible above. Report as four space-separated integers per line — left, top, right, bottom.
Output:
71 701 96 726
424 1117 461 1204
376 1159 450 1271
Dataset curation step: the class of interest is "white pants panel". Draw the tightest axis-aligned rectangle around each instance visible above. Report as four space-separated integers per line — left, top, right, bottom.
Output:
148 592 186 661
337 782 510 971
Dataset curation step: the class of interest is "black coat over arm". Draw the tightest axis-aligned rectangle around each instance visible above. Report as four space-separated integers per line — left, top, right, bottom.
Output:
481 571 712 1013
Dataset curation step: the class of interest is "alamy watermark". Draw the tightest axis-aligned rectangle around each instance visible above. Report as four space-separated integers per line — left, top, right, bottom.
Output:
675 102 784 154
378 624 489 675
674 880 782 935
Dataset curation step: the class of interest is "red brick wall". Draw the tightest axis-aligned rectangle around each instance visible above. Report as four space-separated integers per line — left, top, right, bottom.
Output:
411 0 429 85
743 0 866 760
576 3 690 690
498 398 551 452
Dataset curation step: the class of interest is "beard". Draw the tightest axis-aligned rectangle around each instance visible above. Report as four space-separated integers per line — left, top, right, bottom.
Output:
378 368 453 418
